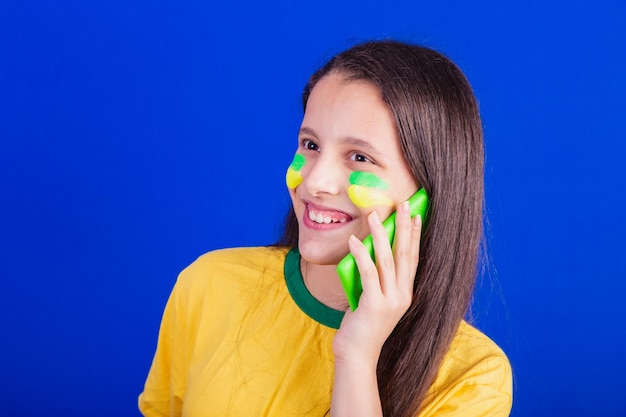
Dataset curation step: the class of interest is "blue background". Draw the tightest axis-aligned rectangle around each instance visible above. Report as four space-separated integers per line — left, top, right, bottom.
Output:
1 1 625 416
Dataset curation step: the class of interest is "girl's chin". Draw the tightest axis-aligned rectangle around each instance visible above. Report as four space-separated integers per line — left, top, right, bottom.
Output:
297 243 348 267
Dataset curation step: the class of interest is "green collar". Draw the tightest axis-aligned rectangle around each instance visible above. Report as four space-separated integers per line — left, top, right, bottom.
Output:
284 248 345 329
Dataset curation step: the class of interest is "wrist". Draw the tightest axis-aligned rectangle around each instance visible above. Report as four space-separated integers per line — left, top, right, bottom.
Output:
333 336 383 368
333 349 380 371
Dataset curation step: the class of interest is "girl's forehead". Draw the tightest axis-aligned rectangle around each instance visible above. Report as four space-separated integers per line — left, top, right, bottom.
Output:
302 76 397 146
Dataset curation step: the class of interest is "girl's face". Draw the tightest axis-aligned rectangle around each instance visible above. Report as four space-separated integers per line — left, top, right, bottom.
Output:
288 73 418 266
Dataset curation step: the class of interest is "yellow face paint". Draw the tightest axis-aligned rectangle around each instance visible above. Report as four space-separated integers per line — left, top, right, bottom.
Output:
348 172 393 207
286 154 306 189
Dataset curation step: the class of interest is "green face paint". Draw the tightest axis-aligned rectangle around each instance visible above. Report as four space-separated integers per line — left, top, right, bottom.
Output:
349 171 389 189
348 171 393 207
286 154 306 189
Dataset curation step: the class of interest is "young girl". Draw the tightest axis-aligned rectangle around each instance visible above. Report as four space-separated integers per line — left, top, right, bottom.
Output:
139 40 512 417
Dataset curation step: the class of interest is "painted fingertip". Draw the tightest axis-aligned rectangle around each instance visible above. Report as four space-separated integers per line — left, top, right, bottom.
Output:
401 201 410 215
348 234 361 246
369 211 381 225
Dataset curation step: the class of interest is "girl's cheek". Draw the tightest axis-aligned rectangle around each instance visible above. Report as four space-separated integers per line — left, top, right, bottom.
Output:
348 171 393 208
348 186 393 207
286 154 306 189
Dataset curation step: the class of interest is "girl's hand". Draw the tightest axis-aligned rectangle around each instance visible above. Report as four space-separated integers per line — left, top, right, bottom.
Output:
333 200 423 367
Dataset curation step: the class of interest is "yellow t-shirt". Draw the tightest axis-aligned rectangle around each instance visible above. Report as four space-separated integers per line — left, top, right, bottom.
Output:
138 247 512 416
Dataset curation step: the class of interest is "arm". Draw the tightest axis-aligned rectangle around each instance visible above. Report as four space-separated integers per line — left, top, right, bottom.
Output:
331 201 422 417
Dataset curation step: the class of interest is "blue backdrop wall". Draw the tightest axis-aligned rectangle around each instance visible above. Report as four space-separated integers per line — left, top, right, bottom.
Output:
1 1 624 416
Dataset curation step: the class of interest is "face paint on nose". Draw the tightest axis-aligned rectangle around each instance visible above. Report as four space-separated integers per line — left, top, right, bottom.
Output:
348 171 393 207
286 154 306 189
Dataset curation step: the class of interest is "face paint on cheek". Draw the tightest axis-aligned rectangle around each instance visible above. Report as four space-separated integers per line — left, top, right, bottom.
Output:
286 154 306 189
348 171 394 207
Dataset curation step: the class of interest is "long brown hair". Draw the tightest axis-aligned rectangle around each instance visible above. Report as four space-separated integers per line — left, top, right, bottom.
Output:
279 40 484 417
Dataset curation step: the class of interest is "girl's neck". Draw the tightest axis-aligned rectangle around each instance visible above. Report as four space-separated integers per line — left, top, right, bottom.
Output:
300 258 349 311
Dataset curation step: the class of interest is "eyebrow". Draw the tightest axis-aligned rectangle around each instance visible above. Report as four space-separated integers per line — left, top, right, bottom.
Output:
298 126 383 156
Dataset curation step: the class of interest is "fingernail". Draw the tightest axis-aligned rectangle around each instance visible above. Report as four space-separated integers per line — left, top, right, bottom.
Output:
370 211 380 224
401 201 409 215
413 214 422 229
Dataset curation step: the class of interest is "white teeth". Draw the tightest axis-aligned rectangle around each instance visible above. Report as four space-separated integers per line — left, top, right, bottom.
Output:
308 208 343 224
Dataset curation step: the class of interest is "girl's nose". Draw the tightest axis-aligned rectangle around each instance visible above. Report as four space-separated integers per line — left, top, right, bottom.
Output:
302 154 343 197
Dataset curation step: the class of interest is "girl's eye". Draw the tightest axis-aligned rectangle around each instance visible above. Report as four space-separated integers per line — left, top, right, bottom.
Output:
350 152 372 163
301 139 319 151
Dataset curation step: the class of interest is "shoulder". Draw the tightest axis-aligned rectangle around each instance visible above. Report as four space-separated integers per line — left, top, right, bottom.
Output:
443 321 511 384
184 246 288 275
170 247 288 315
419 321 512 416
175 246 288 298
174 246 290 296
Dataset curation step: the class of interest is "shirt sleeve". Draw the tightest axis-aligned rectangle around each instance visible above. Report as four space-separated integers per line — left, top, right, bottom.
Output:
138 280 188 417
418 353 513 417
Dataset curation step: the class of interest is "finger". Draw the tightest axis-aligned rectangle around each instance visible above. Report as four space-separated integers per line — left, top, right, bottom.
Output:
368 210 396 295
399 214 422 295
348 234 382 298
391 200 413 284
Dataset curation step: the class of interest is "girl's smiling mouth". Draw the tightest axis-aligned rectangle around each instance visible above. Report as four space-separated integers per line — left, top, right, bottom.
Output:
304 202 353 227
